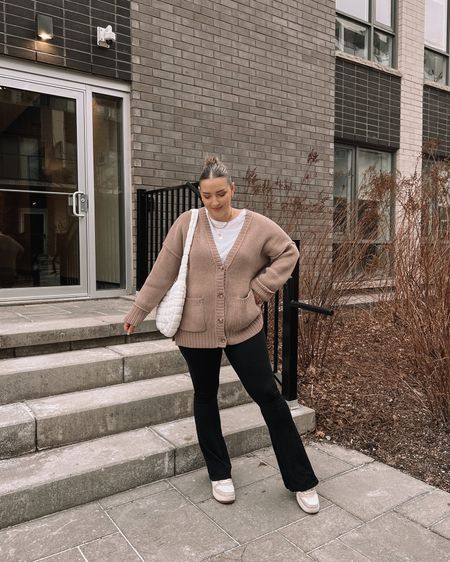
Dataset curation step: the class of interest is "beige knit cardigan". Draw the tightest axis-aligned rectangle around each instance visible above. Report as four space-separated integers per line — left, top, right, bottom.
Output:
124 207 299 348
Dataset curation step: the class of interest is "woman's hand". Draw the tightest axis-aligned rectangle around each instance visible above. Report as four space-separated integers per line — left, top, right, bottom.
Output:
124 322 136 335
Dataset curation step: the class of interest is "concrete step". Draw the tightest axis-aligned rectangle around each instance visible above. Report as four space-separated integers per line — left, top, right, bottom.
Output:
0 314 159 359
152 401 316 475
0 339 190 405
0 366 250 457
0 401 316 530
0 427 174 530
0 403 35 458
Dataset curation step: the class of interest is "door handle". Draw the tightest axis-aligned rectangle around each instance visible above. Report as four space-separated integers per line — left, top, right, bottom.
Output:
72 191 88 217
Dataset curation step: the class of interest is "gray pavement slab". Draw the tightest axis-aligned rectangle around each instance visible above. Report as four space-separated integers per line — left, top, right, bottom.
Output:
0 503 115 562
169 453 278 503
309 539 372 561
208 531 313 561
79 532 142 561
340 511 450 561
394 488 450 527
99 479 172 510
0 444 448 562
309 441 374 466
432 515 450 540
304 446 356 480
279 504 363 553
254 443 356 482
38 549 87 561
107 488 237 561
317 460 433 521
197 473 331 544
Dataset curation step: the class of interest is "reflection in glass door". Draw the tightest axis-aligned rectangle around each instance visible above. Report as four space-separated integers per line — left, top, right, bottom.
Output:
0 85 85 293
93 94 125 290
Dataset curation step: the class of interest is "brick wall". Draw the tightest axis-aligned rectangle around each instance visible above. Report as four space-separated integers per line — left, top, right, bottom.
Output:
0 0 131 80
130 0 335 246
335 55 401 150
396 0 425 178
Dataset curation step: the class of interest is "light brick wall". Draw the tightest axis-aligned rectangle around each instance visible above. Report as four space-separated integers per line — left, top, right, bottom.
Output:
130 0 335 286
396 0 426 178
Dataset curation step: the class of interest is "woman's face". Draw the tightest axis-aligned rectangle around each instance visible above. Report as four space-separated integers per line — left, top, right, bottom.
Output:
199 176 235 221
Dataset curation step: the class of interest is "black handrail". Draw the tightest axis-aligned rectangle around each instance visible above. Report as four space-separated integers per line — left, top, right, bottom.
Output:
291 301 334 316
278 240 334 400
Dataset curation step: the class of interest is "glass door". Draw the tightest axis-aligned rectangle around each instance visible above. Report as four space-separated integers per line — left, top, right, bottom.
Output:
0 82 87 298
92 93 126 291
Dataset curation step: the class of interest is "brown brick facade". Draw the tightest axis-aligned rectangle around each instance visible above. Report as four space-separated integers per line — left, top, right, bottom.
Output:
130 0 336 241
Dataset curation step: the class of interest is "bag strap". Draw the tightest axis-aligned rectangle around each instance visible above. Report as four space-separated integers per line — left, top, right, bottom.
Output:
179 208 199 268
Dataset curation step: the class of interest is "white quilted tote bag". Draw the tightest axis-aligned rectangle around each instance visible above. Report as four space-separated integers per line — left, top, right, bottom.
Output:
155 208 199 337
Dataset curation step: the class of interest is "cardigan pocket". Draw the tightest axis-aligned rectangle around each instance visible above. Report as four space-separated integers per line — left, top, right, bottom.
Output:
179 297 207 332
226 290 261 333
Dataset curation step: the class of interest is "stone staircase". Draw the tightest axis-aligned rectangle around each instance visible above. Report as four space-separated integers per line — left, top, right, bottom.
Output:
0 312 316 530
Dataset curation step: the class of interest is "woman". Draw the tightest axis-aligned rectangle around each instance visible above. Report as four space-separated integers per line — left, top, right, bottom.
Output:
124 156 319 514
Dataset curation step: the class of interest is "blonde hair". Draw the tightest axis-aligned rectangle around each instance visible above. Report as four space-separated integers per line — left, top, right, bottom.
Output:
199 155 233 185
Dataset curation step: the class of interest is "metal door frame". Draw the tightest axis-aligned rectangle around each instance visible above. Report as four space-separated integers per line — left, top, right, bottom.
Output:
0 60 131 302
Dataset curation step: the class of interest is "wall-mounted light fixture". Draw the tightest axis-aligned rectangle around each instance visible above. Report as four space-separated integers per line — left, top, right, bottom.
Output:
36 14 54 41
97 25 117 48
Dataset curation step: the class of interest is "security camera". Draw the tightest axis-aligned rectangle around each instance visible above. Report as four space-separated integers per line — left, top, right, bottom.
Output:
97 25 117 48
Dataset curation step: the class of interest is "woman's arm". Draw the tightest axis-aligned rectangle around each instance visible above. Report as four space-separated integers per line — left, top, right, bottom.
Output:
123 213 187 330
250 223 299 303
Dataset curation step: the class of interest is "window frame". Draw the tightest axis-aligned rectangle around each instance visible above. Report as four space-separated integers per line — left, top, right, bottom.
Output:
422 157 450 239
336 0 397 68
424 0 450 85
333 143 396 276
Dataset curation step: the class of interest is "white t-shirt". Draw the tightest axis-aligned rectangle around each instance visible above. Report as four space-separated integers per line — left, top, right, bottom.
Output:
206 209 247 263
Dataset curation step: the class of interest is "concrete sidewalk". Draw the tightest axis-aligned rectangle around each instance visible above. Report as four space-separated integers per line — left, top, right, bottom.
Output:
0 297 135 326
0 441 448 562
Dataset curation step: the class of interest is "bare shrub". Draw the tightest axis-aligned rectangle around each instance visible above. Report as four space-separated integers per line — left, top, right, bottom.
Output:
244 148 449 428
243 152 394 377
382 149 450 428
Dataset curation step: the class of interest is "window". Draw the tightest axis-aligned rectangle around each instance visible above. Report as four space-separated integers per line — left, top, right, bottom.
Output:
422 158 450 238
424 0 449 84
336 0 395 67
334 145 394 275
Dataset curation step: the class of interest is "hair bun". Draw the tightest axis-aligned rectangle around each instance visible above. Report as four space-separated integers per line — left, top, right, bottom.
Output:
199 154 232 183
204 155 221 167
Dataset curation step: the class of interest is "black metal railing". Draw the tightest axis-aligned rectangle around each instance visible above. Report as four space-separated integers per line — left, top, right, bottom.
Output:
136 187 333 401
136 182 201 289
263 240 333 401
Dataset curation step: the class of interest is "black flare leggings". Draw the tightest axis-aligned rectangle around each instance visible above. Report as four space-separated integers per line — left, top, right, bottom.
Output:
179 329 318 492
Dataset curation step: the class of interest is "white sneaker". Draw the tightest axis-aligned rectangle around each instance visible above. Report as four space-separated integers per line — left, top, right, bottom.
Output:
296 487 320 514
211 478 235 504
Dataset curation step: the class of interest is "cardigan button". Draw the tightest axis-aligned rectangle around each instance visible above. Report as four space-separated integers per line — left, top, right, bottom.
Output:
218 292 224 298
218 318 223 323
220 337 226 343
